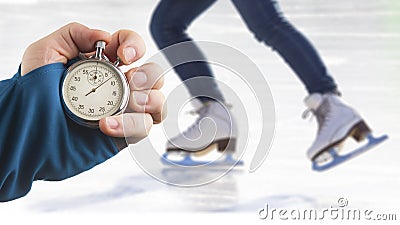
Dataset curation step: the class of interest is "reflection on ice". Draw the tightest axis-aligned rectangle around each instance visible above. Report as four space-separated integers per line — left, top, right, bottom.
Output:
162 166 243 212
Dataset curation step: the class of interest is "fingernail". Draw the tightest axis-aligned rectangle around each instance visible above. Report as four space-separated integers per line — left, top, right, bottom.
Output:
135 92 148 105
132 72 147 88
123 47 136 63
106 117 119 129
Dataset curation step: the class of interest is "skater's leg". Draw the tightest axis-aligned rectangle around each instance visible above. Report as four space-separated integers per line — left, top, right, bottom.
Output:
150 0 225 102
231 0 386 165
151 0 237 157
231 0 337 94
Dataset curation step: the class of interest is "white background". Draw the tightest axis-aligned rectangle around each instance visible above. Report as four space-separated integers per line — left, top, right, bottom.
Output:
0 0 399 224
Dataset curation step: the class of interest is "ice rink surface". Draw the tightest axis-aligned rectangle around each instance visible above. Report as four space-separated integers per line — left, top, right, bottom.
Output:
0 0 399 224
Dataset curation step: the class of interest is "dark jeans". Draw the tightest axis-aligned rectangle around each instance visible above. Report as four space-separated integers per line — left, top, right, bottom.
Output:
150 0 338 102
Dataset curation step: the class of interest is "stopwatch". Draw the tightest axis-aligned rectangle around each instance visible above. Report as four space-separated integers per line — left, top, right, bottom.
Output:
61 41 129 128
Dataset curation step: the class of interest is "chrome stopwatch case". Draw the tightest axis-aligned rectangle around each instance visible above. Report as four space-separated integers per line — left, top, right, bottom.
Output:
61 41 129 128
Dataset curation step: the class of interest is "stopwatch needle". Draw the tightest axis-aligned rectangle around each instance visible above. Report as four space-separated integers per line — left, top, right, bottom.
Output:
85 88 96 96
85 77 113 97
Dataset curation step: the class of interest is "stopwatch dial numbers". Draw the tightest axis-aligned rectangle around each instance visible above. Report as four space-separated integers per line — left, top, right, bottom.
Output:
65 62 123 121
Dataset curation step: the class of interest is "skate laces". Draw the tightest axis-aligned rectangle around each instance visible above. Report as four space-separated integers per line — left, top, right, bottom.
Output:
302 99 332 134
182 104 211 136
187 105 209 116
301 109 313 120
187 102 232 116
183 101 233 137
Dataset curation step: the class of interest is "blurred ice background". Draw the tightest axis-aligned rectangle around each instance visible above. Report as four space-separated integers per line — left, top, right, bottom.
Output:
0 0 399 224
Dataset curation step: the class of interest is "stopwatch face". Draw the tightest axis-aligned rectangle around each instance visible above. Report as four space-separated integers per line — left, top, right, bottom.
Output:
61 59 129 126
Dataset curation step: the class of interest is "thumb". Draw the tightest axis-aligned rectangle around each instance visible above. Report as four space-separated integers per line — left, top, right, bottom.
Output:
21 22 111 75
99 113 153 140
49 22 112 60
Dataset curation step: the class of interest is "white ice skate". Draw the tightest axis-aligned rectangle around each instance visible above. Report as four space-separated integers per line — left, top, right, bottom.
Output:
304 93 388 171
161 101 243 167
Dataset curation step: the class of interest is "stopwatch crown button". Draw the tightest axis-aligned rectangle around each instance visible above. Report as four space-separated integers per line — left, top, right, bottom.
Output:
95 41 106 49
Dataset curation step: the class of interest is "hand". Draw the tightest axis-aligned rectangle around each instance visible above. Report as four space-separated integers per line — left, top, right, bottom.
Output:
21 22 166 143
99 61 166 141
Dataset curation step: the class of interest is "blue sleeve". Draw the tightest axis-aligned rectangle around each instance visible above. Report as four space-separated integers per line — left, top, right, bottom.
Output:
0 63 126 202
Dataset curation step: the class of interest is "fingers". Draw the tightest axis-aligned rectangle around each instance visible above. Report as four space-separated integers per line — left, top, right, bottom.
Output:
99 113 153 139
53 22 112 61
104 29 146 65
100 61 166 140
128 90 167 124
21 22 111 75
21 22 146 76
124 62 166 123
126 62 164 91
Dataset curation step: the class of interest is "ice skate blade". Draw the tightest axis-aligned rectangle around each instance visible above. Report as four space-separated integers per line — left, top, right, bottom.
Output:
161 153 244 167
312 133 388 172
